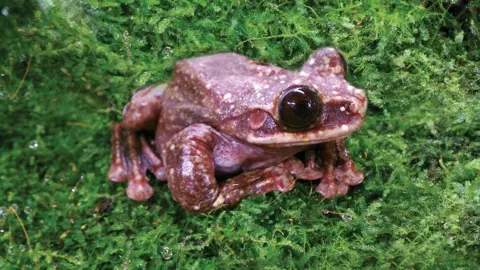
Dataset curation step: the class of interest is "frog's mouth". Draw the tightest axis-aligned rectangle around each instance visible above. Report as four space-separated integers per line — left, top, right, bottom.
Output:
245 95 367 147
246 118 365 147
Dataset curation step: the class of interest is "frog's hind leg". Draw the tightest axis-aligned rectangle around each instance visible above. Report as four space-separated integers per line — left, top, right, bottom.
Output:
108 83 167 200
164 124 296 212
108 124 166 201
315 140 364 198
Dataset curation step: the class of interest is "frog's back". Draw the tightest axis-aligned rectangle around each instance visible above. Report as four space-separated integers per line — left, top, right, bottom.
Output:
163 53 290 113
165 53 260 99
156 53 291 144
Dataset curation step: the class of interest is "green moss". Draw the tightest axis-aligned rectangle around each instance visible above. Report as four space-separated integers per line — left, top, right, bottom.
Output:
0 0 479 268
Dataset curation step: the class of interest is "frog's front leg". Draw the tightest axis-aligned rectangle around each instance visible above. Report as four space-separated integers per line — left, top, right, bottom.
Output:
164 124 296 212
281 149 324 180
315 140 364 198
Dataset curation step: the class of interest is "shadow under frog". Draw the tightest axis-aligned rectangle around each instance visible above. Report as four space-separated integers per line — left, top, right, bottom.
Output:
108 47 367 212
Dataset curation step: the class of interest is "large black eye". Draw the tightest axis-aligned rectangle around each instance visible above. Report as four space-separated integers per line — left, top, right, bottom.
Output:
278 86 322 130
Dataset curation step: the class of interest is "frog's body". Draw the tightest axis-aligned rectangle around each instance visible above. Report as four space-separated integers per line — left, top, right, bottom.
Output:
108 48 367 212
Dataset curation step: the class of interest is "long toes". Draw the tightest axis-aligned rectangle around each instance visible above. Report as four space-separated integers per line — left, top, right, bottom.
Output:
126 180 154 201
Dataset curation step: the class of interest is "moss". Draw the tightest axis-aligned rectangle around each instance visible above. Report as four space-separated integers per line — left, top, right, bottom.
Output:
0 0 479 268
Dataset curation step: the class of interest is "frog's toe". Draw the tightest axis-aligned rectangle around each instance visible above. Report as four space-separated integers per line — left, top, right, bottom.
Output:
314 140 363 199
315 160 360 198
127 180 154 201
285 150 324 180
315 178 349 198
335 160 364 186
108 164 127 183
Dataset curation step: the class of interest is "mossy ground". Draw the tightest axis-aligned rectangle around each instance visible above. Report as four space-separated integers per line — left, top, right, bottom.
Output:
1 0 479 269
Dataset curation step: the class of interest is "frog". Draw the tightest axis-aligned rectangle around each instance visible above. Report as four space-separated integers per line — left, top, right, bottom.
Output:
108 47 367 212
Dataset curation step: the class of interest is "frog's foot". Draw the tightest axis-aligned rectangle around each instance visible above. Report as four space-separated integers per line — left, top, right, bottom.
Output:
315 140 364 199
282 149 324 180
217 165 296 208
164 124 296 212
108 124 165 201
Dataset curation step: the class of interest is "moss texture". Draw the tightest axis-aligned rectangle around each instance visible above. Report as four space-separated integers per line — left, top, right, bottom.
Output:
0 0 479 268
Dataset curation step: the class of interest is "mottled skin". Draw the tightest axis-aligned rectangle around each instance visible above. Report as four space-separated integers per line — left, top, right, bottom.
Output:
108 48 367 212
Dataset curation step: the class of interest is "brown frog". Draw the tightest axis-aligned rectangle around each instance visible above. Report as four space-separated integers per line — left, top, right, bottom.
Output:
108 47 367 212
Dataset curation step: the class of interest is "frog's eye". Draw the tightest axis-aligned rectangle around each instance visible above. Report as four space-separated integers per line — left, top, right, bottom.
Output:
336 50 348 75
278 86 322 130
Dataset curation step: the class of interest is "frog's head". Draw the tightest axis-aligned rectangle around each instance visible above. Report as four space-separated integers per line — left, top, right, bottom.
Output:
221 48 367 147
